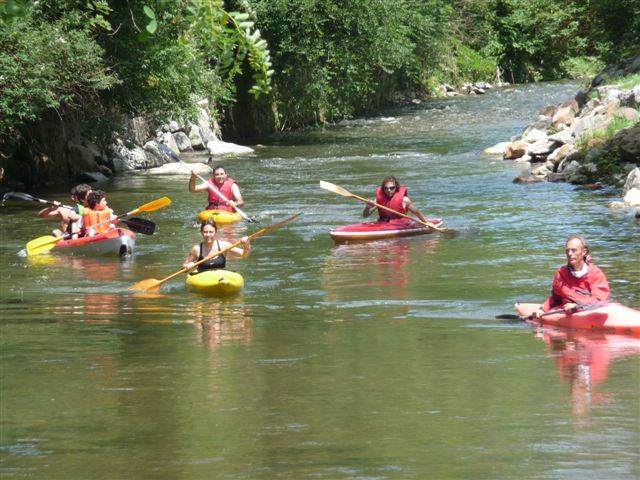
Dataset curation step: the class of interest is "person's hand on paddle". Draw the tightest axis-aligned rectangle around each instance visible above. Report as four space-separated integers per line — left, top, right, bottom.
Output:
533 308 544 319
362 200 376 218
183 261 197 271
563 302 578 313
240 236 251 257
226 199 237 208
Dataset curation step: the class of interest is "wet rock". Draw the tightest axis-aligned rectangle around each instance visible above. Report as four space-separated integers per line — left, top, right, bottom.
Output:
552 104 576 127
548 128 574 145
483 142 511 155
504 140 528 160
527 139 557 157
623 167 640 195
513 174 543 184
188 125 205 150
523 128 547 143
623 187 640 207
207 139 254 156
157 131 180 154
174 131 192 152
547 144 575 168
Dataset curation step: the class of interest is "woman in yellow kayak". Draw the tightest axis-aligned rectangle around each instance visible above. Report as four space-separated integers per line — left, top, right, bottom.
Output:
183 220 251 272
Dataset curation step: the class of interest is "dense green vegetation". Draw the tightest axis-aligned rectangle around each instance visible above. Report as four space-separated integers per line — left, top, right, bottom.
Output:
0 0 638 153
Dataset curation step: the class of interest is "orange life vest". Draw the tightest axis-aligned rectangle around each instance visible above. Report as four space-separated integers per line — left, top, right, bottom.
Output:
83 208 113 234
375 186 408 220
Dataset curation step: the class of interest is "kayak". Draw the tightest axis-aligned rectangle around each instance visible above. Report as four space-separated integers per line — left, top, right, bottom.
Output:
197 209 242 225
186 270 244 296
516 302 640 336
54 228 136 257
329 218 443 243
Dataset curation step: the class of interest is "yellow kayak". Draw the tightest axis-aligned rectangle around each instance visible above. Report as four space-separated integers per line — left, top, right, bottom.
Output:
185 270 244 296
197 209 243 224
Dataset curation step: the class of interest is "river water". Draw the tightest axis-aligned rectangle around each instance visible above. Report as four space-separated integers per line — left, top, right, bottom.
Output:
1 82 639 479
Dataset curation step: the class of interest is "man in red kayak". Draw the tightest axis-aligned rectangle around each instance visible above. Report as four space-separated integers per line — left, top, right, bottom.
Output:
188 165 244 212
533 236 610 318
362 176 430 223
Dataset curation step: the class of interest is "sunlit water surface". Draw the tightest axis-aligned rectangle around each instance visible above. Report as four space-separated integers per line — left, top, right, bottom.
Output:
1 81 639 479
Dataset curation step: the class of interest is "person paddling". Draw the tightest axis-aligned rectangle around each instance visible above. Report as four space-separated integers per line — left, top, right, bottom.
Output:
37 184 91 237
532 236 610 318
362 176 430 223
83 190 118 237
189 165 244 212
183 220 251 273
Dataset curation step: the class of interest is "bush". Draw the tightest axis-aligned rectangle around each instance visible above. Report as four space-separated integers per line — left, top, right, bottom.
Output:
455 44 497 83
561 56 606 79
0 13 116 140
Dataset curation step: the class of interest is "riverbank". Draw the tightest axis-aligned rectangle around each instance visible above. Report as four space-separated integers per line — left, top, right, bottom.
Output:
484 55 640 216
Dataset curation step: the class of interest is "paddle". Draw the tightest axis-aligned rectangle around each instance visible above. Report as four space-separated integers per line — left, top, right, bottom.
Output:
129 212 301 293
4 192 156 235
319 180 456 235
156 143 257 223
122 217 156 236
25 196 171 256
496 302 607 321
2 191 72 208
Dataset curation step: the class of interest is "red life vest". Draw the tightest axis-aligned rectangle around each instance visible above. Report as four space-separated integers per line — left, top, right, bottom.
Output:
207 178 236 212
542 264 610 311
375 186 408 220
83 208 113 234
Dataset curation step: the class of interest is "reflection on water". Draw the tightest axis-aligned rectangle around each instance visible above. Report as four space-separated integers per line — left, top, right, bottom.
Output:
187 301 254 349
535 326 640 416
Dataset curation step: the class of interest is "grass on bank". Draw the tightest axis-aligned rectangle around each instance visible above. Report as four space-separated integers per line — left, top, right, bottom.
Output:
576 116 639 150
613 73 640 90
576 116 639 181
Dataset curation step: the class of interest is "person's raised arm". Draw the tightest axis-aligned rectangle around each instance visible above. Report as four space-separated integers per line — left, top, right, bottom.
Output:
188 172 208 192
227 183 244 208
226 237 251 258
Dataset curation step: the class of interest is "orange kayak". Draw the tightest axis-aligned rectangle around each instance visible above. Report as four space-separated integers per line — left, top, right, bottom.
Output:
516 302 640 336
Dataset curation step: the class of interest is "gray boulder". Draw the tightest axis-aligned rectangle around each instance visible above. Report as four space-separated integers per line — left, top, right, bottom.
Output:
174 131 193 152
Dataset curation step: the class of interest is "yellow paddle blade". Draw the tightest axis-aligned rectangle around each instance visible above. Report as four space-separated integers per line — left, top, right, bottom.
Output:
319 180 354 198
135 196 172 214
128 278 161 292
25 235 61 256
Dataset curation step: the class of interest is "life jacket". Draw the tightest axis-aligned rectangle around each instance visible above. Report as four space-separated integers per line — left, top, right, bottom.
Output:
542 264 611 311
375 185 408 220
207 178 236 212
196 241 226 272
83 207 113 234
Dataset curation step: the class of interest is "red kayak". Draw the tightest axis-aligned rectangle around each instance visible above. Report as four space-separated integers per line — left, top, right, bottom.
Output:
516 302 640 336
329 218 443 243
54 228 136 257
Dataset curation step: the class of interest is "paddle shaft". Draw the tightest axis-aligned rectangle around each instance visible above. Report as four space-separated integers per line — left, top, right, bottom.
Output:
131 213 300 291
180 159 253 222
351 192 445 232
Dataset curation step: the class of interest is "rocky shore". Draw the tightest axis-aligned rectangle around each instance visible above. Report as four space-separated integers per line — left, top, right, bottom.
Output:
484 55 640 217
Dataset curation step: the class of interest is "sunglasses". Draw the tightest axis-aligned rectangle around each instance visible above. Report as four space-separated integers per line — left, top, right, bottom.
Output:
383 185 396 191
